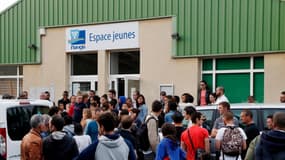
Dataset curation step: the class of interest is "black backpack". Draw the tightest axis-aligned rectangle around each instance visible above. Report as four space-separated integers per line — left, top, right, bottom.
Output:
136 116 156 151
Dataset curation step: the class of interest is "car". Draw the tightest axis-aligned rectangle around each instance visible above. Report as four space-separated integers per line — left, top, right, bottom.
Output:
196 103 285 157
0 99 53 160
196 103 285 132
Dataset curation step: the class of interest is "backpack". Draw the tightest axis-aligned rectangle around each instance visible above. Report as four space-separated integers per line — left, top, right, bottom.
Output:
136 116 157 151
221 126 243 156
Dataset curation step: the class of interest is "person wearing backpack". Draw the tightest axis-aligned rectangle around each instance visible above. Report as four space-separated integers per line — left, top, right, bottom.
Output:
215 112 247 160
155 123 186 160
137 100 162 160
181 112 210 160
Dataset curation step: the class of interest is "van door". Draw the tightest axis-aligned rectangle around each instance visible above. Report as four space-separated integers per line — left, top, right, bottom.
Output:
6 105 49 160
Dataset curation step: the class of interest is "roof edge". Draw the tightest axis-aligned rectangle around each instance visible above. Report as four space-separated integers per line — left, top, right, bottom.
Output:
0 0 21 15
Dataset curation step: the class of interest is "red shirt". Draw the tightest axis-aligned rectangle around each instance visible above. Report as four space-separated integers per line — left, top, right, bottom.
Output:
181 125 209 160
68 103 75 117
200 90 207 106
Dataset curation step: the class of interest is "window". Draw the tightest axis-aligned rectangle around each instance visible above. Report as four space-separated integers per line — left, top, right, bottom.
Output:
7 105 50 140
71 54 98 75
0 66 23 98
110 51 140 74
202 57 264 103
262 108 285 129
198 109 215 133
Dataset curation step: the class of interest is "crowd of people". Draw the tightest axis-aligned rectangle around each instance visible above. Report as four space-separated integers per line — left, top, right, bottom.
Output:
19 80 285 160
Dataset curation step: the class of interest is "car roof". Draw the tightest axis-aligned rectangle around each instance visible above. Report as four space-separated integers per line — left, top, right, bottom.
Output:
0 99 53 107
196 103 285 110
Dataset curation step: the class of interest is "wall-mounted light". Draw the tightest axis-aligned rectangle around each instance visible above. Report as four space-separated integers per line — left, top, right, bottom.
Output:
28 44 37 50
171 33 180 40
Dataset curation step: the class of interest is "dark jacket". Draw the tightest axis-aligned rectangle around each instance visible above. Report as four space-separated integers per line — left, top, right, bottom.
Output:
197 89 211 106
255 130 285 160
73 102 87 123
43 132 79 160
118 129 137 149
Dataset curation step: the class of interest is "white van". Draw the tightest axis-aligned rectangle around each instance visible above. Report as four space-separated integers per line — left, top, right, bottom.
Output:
0 99 53 160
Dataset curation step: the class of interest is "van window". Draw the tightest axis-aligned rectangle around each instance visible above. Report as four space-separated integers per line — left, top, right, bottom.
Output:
231 109 258 128
198 109 215 133
262 108 285 130
6 105 50 140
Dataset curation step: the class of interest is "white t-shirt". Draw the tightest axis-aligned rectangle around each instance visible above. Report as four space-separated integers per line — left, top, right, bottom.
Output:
73 135 92 153
215 95 229 104
216 125 247 160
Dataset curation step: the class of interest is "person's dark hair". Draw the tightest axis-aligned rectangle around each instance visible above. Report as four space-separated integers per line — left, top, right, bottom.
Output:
93 95 101 104
60 111 68 117
44 91 50 96
48 106 59 116
172 111 184 123
82 93 89 100
63 115 73 125
281 91 285 95
136 94 146 105
184 106 196 116
191 112 202 123
90 102 97 108
63 91 68 96
152 100 163 112
74 123 83 135
109 99 117 107
223 111 234 121
200 80 208 86
173 95 180 104
121 115 133 129
160 91 166 96
273 112 285 129
130 108 140 118
97 112 116 132
168 101 177 111
200 80 209 90
242 109 253 118
108 89 116 96
267 114 273 119
166 95 174 101
182 93 194 103
218 101 230 110
161 123 177 142
101 94 108 100
51 115 65 131
101 102 110 111
209 92 216 99
120 109 129 116
89 90 96 95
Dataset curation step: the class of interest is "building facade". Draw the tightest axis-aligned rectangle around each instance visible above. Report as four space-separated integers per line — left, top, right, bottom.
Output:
0 0 285 104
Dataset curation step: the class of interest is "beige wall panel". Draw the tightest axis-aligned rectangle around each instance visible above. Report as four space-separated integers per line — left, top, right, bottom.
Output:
24 28 68 101
139 18 199 108
97 50 109 96
264 53 285 103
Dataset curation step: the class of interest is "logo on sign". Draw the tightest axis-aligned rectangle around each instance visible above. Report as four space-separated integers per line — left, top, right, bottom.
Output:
69 29 86 50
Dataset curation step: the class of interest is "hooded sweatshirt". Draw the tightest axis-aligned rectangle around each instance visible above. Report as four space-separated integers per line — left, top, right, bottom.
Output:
255 130 285 160
155 137 186 160
95 134 129 160
43 131 79 160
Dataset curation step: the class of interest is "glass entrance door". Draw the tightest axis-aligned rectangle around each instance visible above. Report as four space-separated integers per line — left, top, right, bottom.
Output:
109 76 139 97
70 76 98 95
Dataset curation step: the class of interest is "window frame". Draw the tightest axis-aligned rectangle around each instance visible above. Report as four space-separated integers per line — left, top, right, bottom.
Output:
0 66 23 98
201 56 264 102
